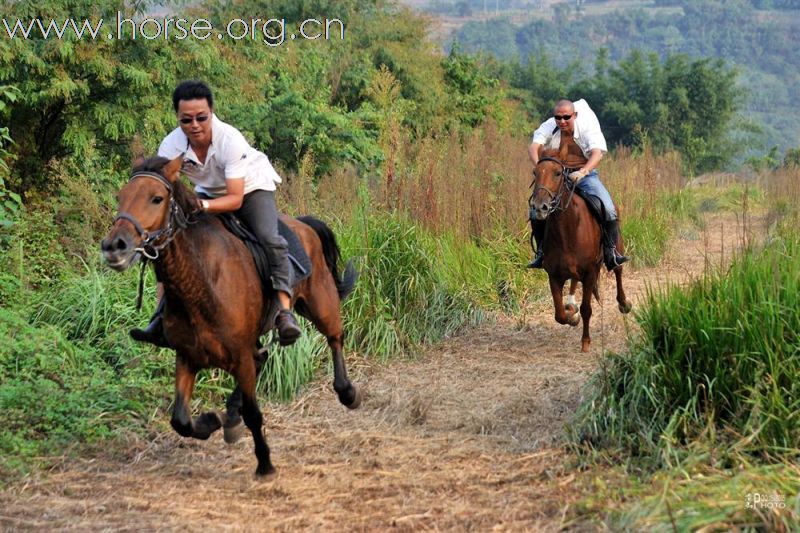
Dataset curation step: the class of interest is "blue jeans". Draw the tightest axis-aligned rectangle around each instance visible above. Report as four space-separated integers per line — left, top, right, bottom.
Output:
576 171 617 221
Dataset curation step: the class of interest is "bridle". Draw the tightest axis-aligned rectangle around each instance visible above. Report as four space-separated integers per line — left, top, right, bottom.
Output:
112 169 194 311
530 156 576 214
113 171 191 261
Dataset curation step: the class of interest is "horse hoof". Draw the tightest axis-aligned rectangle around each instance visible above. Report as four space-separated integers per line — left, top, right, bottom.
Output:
565 303 578 315
581 341 591 353
619 301 633 314
345 384 362 410
568 313 581 327
192 411 224 439
221 416 246 445
255 465 277 480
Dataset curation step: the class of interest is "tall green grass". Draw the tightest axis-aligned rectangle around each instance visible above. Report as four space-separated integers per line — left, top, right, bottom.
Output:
337 213 481 360
572 230 800 463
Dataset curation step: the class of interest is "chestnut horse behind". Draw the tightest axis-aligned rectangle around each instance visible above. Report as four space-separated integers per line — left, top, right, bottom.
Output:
530 149 632 352
101 156 361 477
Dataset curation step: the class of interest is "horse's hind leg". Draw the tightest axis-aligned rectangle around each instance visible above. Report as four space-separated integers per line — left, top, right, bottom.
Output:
614 266 633 314
579 272 598 353
171 354 223 440
327 331 361 408
234 348 276 477
298 289 361 409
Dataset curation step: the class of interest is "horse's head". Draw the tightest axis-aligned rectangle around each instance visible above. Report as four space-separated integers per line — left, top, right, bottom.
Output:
101 155 186 271
530 154 568 221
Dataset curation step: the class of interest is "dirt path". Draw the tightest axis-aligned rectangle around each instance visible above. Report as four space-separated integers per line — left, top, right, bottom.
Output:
0 213 764 531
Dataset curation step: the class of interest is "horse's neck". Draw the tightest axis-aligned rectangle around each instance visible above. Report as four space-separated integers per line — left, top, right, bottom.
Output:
155 228 214 306
546 200 584 244
558 135 588 168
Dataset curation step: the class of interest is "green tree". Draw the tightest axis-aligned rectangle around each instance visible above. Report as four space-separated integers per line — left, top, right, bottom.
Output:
442 46 499 128
0 0 192 196
581 52 739 174
783 147 800 168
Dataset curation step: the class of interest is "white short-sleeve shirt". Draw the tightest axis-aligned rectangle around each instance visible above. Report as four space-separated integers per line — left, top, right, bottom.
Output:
531 99 608 158
158 115 282 198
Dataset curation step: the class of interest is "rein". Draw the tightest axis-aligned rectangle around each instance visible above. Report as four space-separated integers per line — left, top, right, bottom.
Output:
530 156 576 214
113 170 192 310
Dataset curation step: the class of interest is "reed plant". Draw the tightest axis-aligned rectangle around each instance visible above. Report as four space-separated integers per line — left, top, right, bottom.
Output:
572 228 800 463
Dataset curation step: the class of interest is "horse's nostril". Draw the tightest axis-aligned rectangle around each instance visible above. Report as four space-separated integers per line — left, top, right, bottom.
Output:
114 238 128 252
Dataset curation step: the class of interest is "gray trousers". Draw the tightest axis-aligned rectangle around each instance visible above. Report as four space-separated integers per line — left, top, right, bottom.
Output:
236 189 292 297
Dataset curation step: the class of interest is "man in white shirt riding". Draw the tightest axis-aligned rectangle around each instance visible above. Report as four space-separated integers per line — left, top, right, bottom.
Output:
527 98 629 271
131 80 302 347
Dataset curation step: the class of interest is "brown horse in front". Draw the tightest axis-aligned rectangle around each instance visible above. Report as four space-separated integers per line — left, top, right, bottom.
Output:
530 148 632 352
101 156 361 477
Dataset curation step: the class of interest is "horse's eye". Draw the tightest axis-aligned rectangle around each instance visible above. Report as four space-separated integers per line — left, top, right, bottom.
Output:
152 196 164 205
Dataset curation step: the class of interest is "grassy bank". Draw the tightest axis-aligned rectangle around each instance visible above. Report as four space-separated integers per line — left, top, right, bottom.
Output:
570 167 800 528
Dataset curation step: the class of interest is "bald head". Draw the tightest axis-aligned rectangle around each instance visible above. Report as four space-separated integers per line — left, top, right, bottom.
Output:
553 100 575 115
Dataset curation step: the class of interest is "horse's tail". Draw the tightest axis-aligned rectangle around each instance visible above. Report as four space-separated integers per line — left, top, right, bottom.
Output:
298 215 359 301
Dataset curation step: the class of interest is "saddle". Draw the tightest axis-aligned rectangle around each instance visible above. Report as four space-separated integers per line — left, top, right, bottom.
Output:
217 213 312 293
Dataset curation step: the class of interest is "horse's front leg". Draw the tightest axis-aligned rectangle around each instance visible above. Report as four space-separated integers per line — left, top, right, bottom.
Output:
550 277 579 327
222 346 267 445
234 349 276 477
171 353 223 440
566 279 579 315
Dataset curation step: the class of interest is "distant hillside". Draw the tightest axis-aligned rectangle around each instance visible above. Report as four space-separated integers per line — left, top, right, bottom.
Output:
401 0 800 157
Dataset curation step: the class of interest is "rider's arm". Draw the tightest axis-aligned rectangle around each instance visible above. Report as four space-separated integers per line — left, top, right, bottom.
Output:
530 118 557 166
528 142 543 165
580 148 604 174
201 178 244 213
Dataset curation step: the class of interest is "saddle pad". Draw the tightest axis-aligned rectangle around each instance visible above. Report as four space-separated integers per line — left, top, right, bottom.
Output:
217 213 312 290
573 186 605 224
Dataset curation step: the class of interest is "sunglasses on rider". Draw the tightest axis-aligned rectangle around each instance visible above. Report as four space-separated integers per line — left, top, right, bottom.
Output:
554 114 574 122
179 115 209 124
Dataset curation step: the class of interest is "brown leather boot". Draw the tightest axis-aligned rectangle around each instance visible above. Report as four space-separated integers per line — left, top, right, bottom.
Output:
275 309 302 346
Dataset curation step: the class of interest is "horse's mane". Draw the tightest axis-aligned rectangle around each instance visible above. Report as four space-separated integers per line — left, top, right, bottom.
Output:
133 156 198 215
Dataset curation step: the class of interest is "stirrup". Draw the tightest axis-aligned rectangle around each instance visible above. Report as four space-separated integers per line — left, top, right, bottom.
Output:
605 251 630 271
527 251 544 269
275 309 302 347
130 315 170 348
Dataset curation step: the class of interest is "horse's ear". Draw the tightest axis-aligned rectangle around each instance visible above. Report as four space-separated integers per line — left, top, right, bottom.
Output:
163 155 183 183
542 149 558 159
